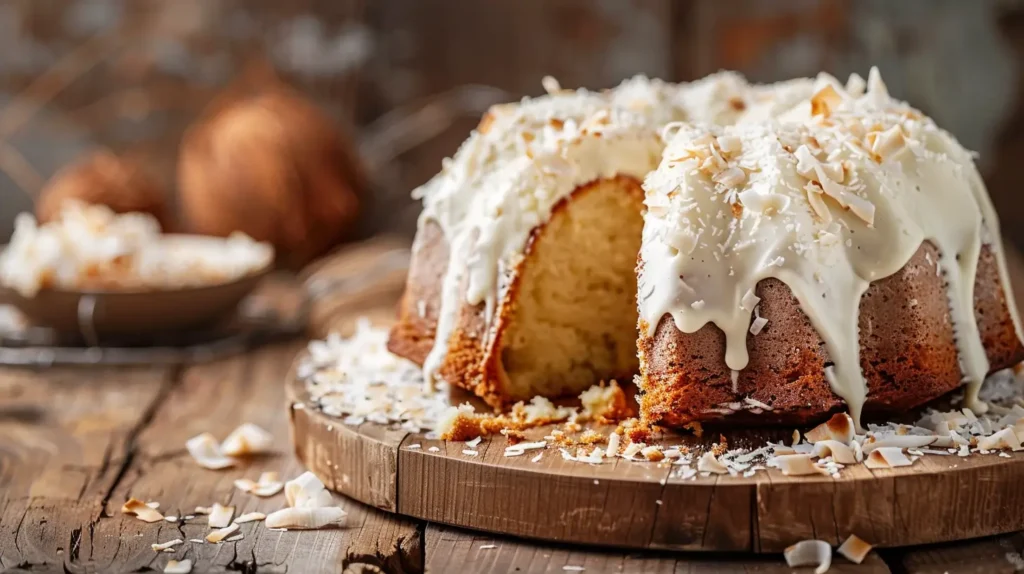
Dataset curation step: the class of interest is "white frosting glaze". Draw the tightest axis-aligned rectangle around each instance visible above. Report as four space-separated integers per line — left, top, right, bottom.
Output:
415 73 815 389
639 68 1020 426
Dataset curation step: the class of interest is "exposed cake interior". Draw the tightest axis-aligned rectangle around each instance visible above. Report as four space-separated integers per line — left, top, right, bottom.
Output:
497 176 644 401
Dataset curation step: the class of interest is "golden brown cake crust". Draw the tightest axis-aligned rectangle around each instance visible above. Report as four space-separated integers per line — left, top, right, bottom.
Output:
638 242 1024 427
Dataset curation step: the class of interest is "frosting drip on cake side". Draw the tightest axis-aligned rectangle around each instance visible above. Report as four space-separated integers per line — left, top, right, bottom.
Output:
414 73 816 389
639 68 1020 427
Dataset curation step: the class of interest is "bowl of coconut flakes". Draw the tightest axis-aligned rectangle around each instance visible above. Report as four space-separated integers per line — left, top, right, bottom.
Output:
0 201 274 338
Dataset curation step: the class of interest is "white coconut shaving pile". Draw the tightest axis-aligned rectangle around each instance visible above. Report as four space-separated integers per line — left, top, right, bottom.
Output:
0 202 272 297
298 318 450 433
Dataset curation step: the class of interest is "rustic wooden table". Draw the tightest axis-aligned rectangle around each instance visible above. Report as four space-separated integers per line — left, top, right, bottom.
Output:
3 236 1024 574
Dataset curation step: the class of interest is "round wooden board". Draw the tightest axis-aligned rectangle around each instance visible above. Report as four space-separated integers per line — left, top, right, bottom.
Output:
287 360 1024 554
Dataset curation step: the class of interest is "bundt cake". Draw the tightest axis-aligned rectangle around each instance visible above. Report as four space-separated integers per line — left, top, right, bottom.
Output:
388 73 813 408
388 69 1024 429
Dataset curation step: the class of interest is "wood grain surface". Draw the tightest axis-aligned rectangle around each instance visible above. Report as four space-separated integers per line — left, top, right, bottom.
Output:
5 236 1024 572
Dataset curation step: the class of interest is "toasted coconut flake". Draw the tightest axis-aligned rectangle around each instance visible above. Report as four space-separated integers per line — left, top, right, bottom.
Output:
164 559 193 574
865 447 913 469
235 471 285 497
285 471 333 508
186 433 235 470
221 423 274 456
845 193 875 226
208 503 235 528
713 166 747 188
225 534 244 542
811 84 842 118
977 428 1022 451
194 506 212 515
605 432 621 458
697 451 728 474
861 434 936 454
773 454 828 476
805 413 855 445
122 498 164 523
784 539 832 574
151 539 183 552
206 523 239 543
234 512 266 524
837 534 872 564
264 506 348 530
812 440 857 464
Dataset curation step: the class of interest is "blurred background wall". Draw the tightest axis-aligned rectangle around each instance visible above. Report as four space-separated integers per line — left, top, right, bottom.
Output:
3 0 1024 248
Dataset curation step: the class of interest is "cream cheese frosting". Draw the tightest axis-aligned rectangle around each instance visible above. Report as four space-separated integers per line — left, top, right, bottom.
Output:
639 68 1022 426
415 73 815 388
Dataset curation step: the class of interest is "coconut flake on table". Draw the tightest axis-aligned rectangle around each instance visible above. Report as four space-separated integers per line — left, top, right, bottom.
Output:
206 523 239 543
233 512 267 524
285 471 334 508
186 433 235 470
208 503 235 528
0 202 271 297
265 506 348 530
151 539 183 553
234 472 285 497
164 559 193 574
784 539 832 574
122 498 164 523
221 423 274 456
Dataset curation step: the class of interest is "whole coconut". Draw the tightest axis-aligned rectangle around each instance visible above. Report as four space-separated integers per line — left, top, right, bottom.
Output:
178 88 364 268
36 150 172 230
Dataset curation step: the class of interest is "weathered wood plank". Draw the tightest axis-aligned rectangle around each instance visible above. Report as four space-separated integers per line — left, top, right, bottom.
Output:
88 341 423 574
886 531 1024 574
425 524 891 573
0 364 173 571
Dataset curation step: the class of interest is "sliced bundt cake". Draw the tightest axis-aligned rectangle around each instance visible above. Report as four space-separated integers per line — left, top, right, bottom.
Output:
387 73 814 409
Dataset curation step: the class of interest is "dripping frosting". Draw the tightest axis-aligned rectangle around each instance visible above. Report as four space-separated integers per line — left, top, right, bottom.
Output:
415 73 815 388
639 68 1021 426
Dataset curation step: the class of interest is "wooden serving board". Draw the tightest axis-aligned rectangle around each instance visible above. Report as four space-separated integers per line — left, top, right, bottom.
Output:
286 237 1024 555
287 360 1024 554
